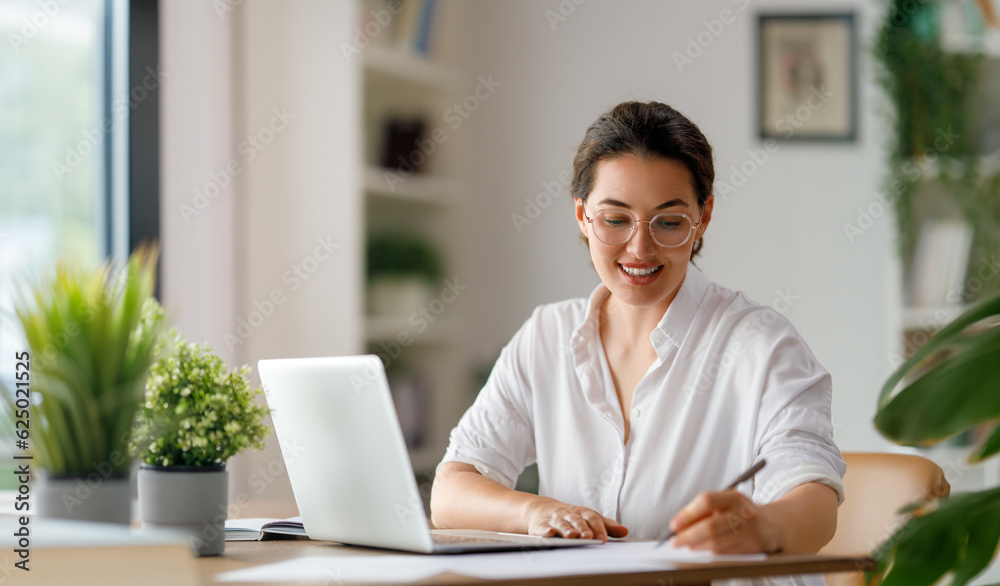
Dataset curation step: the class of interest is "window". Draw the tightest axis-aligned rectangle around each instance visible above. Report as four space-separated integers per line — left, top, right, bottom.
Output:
0 0 160 491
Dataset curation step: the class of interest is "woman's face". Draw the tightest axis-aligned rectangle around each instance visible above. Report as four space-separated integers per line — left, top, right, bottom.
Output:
574 155 713 314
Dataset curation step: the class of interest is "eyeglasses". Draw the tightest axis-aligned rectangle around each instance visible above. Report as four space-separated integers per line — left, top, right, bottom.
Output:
583 209 702 248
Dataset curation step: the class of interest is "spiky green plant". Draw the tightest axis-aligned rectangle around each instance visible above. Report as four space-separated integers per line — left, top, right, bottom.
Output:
870 292 1000 585
1 247 162 477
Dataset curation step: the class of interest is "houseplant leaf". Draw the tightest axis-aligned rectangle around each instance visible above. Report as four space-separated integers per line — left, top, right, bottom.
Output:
1 246 162 477
971 423 1000 463
872 293 1000 584
873 487 1000 586
951 501 1000 586
875 293 1000 445
131 329 269 468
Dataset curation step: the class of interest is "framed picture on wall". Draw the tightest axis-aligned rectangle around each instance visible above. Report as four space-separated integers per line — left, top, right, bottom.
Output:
757 13 857 141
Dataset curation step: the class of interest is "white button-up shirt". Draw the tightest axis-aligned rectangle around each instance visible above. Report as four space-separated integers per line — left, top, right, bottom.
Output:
441 264 845 586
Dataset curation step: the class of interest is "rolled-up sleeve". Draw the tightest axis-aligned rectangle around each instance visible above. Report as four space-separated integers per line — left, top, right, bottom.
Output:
751 333 846 506
439 315 537 489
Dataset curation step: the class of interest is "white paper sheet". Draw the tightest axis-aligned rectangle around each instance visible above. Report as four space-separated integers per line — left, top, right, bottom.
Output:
448 541 765 579
214 540 767 583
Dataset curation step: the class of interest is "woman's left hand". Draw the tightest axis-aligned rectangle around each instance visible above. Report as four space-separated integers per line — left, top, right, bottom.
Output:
668 490 784 554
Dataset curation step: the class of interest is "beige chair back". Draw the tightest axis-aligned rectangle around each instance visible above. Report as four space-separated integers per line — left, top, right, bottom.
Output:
821 452 950 585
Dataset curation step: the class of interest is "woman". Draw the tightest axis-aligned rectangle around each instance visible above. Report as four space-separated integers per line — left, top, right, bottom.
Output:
430 101 844 563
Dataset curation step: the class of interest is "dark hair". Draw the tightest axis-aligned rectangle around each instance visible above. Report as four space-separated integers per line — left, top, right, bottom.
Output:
571 101 714 258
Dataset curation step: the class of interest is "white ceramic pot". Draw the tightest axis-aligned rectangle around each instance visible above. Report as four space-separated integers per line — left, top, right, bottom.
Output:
138 464 228 556
368 276 435 317
35 472 131 524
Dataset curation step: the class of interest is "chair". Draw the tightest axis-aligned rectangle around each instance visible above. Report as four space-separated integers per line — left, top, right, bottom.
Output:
821 452 951 586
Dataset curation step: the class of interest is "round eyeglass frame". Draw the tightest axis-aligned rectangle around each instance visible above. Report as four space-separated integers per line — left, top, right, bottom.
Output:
583 208 703 248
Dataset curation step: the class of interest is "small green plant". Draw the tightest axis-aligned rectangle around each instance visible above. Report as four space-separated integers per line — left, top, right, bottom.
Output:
131 328 269 467
1 247 162 477
366 232 444 283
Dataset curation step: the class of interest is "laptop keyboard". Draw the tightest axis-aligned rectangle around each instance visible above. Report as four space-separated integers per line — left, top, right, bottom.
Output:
431 533 516 545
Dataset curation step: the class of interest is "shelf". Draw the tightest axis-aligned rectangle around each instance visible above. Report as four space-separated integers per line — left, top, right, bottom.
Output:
362 45 461 93
902 305 966 331
359 1 466 488
363 166 460 205
365 315 461 345
943 31 1000 57
903 305 1000 332
940 2 1000 57
909 149 1000 179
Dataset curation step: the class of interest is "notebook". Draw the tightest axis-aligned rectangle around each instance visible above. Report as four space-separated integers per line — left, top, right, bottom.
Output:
224 516 308 541
257 355 603 554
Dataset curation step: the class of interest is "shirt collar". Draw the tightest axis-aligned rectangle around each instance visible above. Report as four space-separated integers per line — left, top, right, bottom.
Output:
657 262 710 349
572 262 710 353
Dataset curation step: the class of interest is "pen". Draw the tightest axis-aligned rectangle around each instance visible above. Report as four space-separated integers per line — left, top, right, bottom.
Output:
656 458 767 548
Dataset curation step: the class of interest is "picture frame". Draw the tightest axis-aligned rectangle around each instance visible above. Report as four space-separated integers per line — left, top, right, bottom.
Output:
757 13 857 142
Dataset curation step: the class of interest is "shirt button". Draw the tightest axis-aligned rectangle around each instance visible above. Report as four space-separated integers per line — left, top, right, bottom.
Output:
651 330 664 344
631 408 640 419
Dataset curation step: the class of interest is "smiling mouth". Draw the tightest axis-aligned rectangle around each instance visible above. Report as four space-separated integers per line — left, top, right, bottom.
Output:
619 264 662 277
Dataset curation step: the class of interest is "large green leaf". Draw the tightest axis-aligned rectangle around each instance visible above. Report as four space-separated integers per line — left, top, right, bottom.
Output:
952 503 1000 585
874 487 1000 586
872 292 1000 585
876 293 1000 446
972 424 1000 463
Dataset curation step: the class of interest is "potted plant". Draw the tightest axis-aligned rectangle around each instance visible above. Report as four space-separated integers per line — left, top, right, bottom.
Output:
131 325 269 555
366 232 444 317
870 291 1000 585
873 0 1000 297
1 247 162 524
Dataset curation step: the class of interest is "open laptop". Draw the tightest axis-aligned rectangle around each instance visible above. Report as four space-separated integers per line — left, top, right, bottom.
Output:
257 355 602 554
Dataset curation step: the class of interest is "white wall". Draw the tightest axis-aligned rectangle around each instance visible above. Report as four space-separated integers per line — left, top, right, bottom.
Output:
234 0 363 507
161 0 363 508
458 0 896 452
160 0 898 513
160 0 237 363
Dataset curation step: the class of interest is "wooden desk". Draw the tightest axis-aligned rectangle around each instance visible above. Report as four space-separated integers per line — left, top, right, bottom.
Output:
201 540 875 585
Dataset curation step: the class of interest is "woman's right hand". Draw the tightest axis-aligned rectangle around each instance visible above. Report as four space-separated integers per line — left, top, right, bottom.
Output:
525 498 629 542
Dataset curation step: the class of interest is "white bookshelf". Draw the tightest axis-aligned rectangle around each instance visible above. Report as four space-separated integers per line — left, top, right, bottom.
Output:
362 44 461 91
900 305 965 331
357 1 468 475
363 166 461 205
884 14 1000 537
941 0 1000 58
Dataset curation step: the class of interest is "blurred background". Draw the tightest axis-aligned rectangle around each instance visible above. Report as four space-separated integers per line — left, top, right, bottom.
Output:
1 0 999 568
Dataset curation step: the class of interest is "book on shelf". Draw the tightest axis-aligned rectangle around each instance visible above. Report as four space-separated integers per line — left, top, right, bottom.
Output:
361 0 438 56
224 516 308 541
907 218 974 309
413 0 438 55
358 0 439 56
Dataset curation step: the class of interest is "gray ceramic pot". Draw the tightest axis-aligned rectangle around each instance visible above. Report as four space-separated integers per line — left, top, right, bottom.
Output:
138 464 228 556
35 472 131 524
